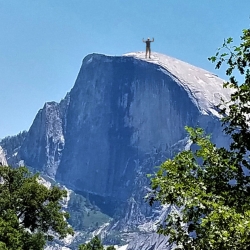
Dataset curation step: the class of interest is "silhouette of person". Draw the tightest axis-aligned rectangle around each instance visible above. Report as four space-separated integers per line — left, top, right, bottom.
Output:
143 37 154 58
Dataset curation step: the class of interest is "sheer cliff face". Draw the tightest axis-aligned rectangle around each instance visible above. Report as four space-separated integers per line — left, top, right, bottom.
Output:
19 95 69 176
55 52 230 204
56 54 201 200
0 146 7 165
17 52 230 204
2 52 232 248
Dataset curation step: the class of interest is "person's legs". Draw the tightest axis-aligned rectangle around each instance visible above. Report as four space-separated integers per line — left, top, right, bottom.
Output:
145 47 149 58
149 48 151 58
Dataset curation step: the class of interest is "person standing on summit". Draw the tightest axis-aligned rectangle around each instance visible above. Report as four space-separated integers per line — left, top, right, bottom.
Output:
143 37 154 58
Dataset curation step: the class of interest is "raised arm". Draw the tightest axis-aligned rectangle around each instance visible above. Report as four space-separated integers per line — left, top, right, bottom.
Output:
142 38 145 43
152 38 154 42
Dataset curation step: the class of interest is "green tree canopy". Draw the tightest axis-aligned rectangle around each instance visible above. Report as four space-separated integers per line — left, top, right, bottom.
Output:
148 28 250 249
78 235 115 250
106 246 116 250
78 236 104 250
0 165 73 250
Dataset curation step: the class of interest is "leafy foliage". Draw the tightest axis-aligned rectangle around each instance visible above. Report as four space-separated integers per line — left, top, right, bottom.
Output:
106 246 116 250
148 29 250 249
78 235 115 250
209 29 250 157
0 165 73 249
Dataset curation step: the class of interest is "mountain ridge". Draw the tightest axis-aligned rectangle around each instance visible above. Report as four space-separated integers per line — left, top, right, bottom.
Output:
124 51 231 116
1 52 232 249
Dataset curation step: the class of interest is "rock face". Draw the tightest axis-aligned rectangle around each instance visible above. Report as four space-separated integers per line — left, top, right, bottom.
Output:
0 146 8 165
126 233 172 250
19 94 69 176
2 52 232 249
56 52 230 200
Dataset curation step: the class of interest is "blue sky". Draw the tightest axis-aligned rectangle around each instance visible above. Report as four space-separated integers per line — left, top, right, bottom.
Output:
0 0 249 138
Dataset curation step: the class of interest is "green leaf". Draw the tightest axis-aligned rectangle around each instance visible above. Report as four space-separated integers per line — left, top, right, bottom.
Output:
0 166 74 249
147 27 250 249
227 37 233 44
